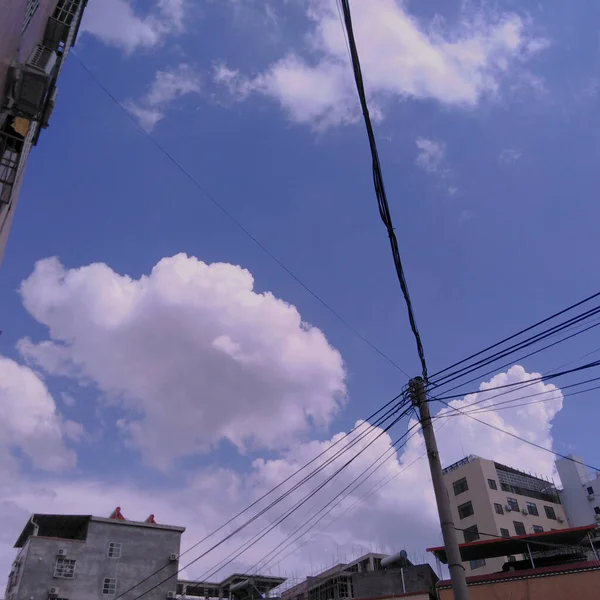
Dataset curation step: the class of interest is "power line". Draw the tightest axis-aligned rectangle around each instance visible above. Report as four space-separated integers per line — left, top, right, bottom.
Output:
429 290 600 381
336 0 428 380
433 395 600 472
130 406 413 600
112 393 407 599
70 52 410 379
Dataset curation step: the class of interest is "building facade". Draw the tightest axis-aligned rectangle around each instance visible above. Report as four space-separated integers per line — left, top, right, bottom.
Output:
442 455 568 576
556 454 600 527
5 509 185 600
0 0 88 265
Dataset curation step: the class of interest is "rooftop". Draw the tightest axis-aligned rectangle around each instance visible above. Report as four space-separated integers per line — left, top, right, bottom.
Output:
427 524 597 564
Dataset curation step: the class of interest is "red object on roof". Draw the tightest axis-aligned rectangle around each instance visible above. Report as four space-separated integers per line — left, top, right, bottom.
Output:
145 514 157 524
109 507 126 521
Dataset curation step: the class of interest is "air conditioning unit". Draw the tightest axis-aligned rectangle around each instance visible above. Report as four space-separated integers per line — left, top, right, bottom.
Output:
48 587 59 598
504 505 512 512
169 553 178 561
557 517 564 523
595 514 600 522
167 593 176 599
41 86 58 128
56 548 67 556
588 495 595 501
28 45 57 75
522 509 528 516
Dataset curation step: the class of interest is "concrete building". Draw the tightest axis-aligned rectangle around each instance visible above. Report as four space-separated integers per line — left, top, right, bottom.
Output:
442 455 568 576
280 552 438 600
556 454 600 527
177 573 285 599
5 507 185 600
430 525 600 600
0 0 88 265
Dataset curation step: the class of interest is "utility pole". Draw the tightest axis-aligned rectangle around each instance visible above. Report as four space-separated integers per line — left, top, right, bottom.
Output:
409 377 470 600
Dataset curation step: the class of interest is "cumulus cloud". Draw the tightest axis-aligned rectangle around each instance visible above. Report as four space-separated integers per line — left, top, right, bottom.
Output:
81 0 188 52
214 0 549 128
0 356 78 473
17 254 346 468
124 64 201 131
415 138 448 176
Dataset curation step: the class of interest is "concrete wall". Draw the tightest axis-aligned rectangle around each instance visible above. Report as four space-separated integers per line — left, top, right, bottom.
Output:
352 566 437 598
14 519 183 600
557 455 600 527
438 566 600 600
443 457 568 577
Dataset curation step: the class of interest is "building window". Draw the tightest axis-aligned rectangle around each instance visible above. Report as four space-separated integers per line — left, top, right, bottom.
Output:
532 525 544 533
488 478 498 490
494 503 504 515
507 497 519 512
54 557 76 579
595 507 600 515
469 558 486 570
458 501 474 519
107 542 122 559
513 521 526 536
544 505 557 520
463 525 480 543
103 578 117 595
588 486 595 496
453 477 468 496
22 0 40 32
500 528 510 538
526 501 539 516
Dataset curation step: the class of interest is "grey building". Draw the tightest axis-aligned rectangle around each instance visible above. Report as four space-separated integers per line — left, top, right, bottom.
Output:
5 508 185 600
0 0 88 265
280 552 438 600
557 454 600 528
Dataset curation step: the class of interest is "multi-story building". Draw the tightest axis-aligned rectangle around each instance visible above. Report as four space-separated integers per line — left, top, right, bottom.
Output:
5 507 185 600
442 455 568 576
0 0 88 265
556 454 600 527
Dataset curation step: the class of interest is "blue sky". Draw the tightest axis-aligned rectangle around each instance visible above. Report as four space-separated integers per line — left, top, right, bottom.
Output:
1 0 600 584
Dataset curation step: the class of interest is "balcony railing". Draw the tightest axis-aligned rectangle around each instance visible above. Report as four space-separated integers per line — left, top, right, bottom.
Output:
0 131 23 205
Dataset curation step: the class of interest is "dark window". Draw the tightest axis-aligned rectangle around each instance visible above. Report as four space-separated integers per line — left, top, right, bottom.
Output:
507 497 519 512
463 525 480 543
458 501 474 519
513 521 526 536
488 478 498 490
588 486 595 496
500 528 510 538
544 505 557 520
507 555 516 562
107 542 122 559
469 558 486 570
103 578 117 595
453 477 468 496
595 507 600 515
494 503 504 515
532 525 544 533
22 0 40 32
53 558 76 579
526 501 539 516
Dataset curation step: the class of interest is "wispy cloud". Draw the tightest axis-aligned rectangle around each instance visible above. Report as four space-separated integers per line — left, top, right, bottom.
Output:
499 148 522 165
415 138 448 176
124 64 201 132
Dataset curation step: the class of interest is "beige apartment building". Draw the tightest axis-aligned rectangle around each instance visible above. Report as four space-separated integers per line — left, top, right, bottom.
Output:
442 455 569 576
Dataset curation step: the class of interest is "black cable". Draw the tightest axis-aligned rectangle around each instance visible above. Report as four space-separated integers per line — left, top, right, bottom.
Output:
429 306 600 392
338 0 428 380
130 406 413 600
434 396 600 472
429 289 600 380
70 53 410 380
112 392 408 600
432 359 600 401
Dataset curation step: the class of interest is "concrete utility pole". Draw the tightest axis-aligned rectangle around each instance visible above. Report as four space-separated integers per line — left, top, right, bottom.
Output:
409 377 470 600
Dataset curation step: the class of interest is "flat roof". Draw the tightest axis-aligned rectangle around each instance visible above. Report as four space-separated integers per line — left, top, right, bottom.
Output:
427 524 597 563
178 574 286 597
15 513 184 547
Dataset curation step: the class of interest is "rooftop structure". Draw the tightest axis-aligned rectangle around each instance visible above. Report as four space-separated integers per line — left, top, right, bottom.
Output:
556 454 600 527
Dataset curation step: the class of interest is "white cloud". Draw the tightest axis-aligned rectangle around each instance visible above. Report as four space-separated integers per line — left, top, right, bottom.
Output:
415 137 448 175
499 148 522 164
0 364 566 585
0 356 77 473
81 0 188 52
125 64 201 131
17 254 346 469
215 0 549 127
